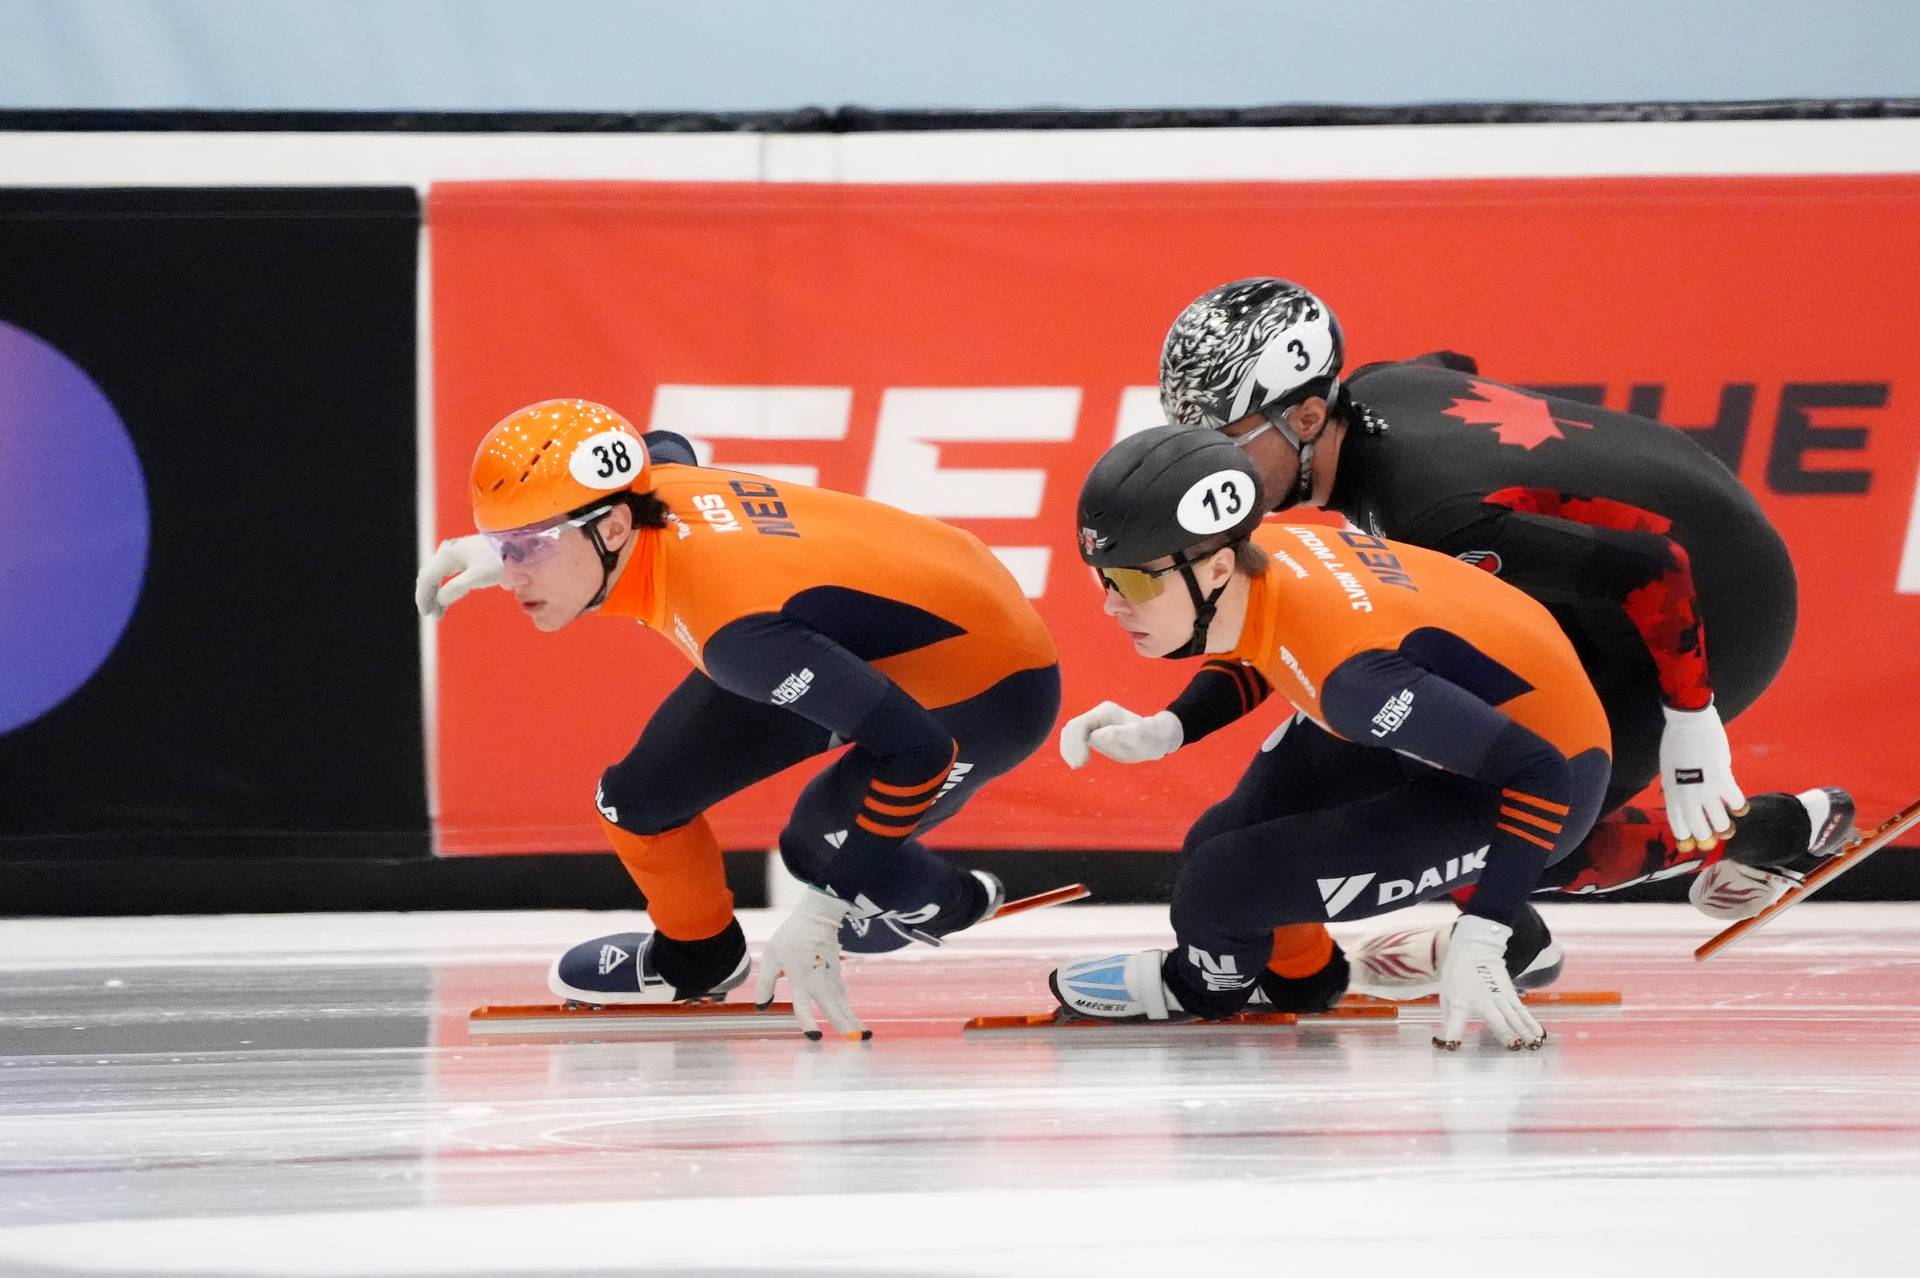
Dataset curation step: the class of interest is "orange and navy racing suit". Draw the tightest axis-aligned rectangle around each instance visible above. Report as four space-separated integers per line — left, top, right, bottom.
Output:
594 438 1059 982
1160 522 1610 1016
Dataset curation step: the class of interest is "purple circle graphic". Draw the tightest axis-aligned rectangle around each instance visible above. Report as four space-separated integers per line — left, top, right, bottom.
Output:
0 320 150 734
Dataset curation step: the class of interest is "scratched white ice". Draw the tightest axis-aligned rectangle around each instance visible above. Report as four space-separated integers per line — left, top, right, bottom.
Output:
0 902 1915 1276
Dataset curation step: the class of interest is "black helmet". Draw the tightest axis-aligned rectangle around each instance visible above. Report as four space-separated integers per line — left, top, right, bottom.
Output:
1076 426 1266 659
1159 277 1345 431
1078 426 1266 567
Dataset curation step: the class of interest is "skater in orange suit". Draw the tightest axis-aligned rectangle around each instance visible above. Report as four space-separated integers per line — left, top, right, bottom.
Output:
419 400 1059 1038
1050 427 1609 1049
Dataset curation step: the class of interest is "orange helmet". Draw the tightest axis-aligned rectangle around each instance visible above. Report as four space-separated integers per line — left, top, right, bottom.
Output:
470 399 651 533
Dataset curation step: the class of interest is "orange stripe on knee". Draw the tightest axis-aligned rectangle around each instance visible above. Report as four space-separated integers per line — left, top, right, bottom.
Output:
856 813 921 838
1502 788 1571 816
1498 804 1563 834
1497 821 1558 852
869 743 960 799
864 793 938 818
600 814 735 942
1267 923 1335 978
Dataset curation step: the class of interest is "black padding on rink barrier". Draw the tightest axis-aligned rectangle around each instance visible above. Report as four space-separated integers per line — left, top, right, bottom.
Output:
2 845 1914 916
0 187 425 862
0 98 1916 134
0 852 659 917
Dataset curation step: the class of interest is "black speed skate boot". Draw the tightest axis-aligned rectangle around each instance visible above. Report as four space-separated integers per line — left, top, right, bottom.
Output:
1691 787 1854 919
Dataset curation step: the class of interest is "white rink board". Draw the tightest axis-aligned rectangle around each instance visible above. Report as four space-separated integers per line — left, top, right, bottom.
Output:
3 117 1919 187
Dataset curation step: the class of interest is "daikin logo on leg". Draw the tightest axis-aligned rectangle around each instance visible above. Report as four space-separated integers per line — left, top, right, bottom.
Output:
1318 873 1377 917
1320 848 1489 917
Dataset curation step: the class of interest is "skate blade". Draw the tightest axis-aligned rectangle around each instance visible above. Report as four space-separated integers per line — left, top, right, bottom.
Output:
1696 794 1920 960
963 1005 1397 1034
988 883 1090 921
1340 991 1622 1008
469 1001 799 1039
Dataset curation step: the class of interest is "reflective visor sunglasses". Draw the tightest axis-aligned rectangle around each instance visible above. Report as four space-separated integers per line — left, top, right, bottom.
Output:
1094 561 1187 604
482 505 614 566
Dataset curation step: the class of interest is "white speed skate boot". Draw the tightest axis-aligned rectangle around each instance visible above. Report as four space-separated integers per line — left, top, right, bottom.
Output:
1691 787 1855 920
1049 950 1189 1022
1687 862 1788 920
548 930 750 1007
1349 903 1562 1001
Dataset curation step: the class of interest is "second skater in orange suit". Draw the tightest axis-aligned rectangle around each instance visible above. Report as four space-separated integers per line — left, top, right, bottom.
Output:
1051 427 1610 1048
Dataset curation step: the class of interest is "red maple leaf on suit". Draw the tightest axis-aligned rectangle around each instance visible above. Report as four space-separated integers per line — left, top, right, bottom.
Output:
1441 380 1591 450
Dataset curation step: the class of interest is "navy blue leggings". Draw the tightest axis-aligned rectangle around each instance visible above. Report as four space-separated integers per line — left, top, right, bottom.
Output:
1169 713 1606 1003
599 663 1060 918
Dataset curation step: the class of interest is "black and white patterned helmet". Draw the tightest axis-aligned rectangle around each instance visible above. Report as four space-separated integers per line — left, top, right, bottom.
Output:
1159 278 1345 430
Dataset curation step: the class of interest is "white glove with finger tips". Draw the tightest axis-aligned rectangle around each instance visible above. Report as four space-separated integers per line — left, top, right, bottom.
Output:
754 888 869 1041
416 535 504 619
1435 915 1546 1051
1659 702 1746 851
1058 703 1182 769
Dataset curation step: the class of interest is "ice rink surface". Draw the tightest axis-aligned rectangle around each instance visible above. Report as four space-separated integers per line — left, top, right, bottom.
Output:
1 901 1916 1277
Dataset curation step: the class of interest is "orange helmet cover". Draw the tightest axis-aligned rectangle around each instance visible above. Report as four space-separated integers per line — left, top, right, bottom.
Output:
470 399 652 532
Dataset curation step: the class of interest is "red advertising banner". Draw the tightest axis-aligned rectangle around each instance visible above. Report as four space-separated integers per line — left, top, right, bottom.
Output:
429 176 1920 855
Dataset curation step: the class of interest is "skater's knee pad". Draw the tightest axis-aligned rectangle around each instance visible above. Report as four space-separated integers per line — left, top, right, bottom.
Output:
774 824 833 888
600 814 734 941
595 766 701 838
1180 804 1241 860
1169 847 1286 943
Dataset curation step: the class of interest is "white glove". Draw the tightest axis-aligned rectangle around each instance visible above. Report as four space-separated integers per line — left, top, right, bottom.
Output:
754 889 869 1041
1659 701 1747 851
1058 703 1183 769
415 535 504 619
1435 914 1546 1051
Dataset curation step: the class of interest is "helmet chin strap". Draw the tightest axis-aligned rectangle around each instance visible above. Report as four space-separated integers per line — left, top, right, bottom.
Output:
1239 381 1341 511
1263 405 1317 511
579 518 622 614
1160 562 1231 660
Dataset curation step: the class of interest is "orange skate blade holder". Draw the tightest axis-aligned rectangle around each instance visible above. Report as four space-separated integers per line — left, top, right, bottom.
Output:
468 1001 800 1039
964 1005 1398 1033
1340 991 1623 1008
1695 794 1920 961
990 883 1091 920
